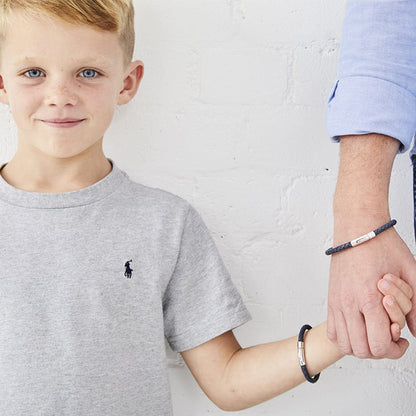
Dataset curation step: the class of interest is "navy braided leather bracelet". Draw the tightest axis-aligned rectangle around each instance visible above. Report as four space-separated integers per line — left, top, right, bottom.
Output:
325 219 397 256
297 324 320 384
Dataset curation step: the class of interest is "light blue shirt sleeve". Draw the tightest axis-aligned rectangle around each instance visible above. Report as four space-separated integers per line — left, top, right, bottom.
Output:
326 0 416 153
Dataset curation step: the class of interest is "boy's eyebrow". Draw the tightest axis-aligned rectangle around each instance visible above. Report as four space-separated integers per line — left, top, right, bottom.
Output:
13 56 112 67
12 57 38 65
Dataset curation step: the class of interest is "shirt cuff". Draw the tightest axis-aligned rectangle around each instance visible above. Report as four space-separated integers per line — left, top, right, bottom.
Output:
326 76 416 153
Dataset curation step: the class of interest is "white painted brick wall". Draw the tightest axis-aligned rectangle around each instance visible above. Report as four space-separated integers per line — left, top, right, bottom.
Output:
1 1 415 414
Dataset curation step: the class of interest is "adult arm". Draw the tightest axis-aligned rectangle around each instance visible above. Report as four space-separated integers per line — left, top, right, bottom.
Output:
326 0 416 357
329 133 416 358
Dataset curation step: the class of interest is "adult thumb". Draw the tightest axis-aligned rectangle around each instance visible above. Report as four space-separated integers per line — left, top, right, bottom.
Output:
406 303 416 338
402 259 416 337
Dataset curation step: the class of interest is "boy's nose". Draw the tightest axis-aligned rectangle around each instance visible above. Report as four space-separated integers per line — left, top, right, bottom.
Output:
44 82 78 107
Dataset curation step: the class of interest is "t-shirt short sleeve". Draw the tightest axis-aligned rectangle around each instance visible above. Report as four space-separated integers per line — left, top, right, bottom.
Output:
163 204 251 352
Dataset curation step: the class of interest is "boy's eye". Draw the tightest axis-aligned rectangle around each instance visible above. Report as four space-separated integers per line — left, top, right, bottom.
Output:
79 69 99 79
24 69 44 78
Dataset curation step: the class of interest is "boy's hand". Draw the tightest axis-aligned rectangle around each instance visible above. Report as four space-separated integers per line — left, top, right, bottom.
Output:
378 274 413 343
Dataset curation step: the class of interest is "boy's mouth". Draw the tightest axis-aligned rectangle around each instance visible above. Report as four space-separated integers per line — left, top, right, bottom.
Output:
40 118 86 128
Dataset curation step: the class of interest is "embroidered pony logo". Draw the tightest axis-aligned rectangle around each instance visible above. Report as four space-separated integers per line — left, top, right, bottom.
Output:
124 260 133 279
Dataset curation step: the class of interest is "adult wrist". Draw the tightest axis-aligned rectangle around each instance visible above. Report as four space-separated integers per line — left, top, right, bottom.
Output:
333 204 391 221
333 207 391 225
333 187 391 231
332 210 393 247
333 181 390 215
334 134 398 215
327 220 397 255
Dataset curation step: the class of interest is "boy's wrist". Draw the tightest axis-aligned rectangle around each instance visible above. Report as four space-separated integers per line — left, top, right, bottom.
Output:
303 323 345 377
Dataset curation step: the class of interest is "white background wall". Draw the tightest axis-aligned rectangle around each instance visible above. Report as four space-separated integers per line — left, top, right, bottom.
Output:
1 0 415 415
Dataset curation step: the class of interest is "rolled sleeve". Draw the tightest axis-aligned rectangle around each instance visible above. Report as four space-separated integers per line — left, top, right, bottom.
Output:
327 0 416 153
327 76 416 153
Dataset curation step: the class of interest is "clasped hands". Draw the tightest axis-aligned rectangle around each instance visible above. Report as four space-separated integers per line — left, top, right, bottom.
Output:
328 228 416 360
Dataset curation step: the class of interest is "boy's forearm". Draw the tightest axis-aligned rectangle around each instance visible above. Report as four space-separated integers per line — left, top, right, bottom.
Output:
220 323 343 411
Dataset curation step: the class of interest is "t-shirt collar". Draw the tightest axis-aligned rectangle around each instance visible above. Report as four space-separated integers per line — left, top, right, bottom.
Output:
0 158 127 209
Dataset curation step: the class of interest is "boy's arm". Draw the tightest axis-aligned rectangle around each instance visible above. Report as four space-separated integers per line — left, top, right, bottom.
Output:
181 274 411 412
181 323 341 412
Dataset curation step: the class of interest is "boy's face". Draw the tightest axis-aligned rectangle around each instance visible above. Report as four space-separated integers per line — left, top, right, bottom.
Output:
0 11 143 160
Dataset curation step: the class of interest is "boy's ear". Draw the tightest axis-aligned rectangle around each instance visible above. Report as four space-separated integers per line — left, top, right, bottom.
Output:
0 75 9 105
118 60 144 106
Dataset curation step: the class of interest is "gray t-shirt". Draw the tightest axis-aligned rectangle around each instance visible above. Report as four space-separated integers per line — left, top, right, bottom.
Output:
0 159 251 416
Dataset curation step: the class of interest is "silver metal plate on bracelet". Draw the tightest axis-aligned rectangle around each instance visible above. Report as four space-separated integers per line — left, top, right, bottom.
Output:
350 231 376 247
297 341 306 366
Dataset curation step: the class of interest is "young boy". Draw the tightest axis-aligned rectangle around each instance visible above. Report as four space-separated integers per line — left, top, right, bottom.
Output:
0 1 411 415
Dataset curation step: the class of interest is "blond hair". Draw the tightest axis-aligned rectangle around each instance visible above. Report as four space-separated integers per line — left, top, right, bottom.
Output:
0 0 135 65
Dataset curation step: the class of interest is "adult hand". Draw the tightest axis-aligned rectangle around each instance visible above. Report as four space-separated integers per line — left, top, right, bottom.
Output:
328 219 416 359
327 133 416 359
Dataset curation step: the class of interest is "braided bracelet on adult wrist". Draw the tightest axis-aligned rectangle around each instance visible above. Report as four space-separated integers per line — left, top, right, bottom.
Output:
297 324 320 383
325 219 397 256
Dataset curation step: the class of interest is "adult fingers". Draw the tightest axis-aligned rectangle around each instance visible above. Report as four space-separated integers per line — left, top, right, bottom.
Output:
333 310 352 355
402 260 416 337
362 297 392 358
344 310 371 358
327 306 337 342
382 338 410 360
405 296 416 337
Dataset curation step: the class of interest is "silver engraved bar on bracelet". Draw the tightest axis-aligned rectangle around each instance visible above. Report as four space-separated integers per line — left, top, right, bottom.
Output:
297 341 306 366
350 231 376 247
